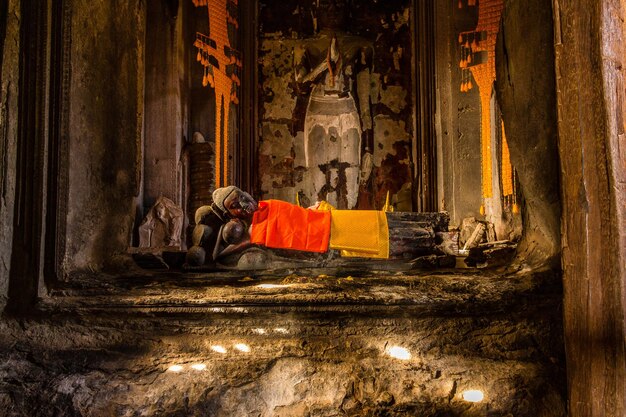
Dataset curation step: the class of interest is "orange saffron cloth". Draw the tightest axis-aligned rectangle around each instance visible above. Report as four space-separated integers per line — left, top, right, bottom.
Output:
250 200 331 253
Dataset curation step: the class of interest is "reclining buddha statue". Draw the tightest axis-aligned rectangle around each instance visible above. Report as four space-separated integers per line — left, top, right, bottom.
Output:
186 186 452 270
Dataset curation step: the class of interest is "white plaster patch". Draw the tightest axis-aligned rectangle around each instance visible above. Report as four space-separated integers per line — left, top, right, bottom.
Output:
373 115 410 166
380 85 408 114
304 112 362 167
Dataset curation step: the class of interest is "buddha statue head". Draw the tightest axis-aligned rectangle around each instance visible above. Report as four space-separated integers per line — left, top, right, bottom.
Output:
212 186 258 220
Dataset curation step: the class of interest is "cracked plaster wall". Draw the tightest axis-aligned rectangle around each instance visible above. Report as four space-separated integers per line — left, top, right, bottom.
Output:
258 0 414 210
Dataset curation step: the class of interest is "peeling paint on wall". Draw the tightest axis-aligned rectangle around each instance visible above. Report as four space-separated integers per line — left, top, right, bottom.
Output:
373 115 410 166
379 85 408 114
260 41 297 121
372 115 411 208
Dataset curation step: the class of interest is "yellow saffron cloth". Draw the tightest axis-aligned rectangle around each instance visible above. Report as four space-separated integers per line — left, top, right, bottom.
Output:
328 210 390 259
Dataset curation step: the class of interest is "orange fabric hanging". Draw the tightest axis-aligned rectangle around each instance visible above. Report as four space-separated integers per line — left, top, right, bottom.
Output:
250 200 331 253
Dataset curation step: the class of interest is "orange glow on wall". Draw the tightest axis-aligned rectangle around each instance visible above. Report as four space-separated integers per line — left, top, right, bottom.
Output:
193 0 241 188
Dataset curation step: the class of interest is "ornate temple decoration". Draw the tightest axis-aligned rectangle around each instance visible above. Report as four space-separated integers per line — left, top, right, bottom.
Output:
193 0 241 188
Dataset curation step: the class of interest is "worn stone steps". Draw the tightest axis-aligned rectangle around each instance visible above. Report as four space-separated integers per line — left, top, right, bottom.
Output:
0 268 565 416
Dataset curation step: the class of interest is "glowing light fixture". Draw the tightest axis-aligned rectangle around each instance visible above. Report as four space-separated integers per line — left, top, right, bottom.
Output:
256 284 292 289
252 328 267 334
273 328 288 334
462 389 484 403
167 365 184 372
234 343 251 353
385 346 411 360
191 363 207 371
211 345 227 354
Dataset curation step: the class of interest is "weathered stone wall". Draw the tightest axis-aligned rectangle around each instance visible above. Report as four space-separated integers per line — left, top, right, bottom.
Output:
144 0 186 212
495 0 560 266
63 0 146 272
258 0 414 210
436 2 483 223
0 0 21 310
437 0 523 238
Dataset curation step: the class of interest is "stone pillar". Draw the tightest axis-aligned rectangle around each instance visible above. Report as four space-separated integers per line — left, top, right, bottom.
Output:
65 0 146 271
0 0 21 310
495 0 561 266
144 0 184 210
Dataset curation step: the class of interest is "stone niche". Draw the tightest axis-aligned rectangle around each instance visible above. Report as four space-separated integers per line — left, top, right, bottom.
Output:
0 0 568 416
258 0 415 211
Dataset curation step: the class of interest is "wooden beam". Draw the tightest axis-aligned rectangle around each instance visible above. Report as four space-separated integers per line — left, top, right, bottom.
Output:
553 0 626 415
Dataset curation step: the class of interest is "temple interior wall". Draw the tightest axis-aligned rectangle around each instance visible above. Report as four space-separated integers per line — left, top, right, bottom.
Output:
35 0 549 272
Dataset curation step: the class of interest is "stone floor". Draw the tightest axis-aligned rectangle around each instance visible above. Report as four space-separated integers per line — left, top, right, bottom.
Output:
0 267 566 416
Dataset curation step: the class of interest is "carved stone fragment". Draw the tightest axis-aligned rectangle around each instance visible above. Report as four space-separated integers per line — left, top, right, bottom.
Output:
138 196 184 249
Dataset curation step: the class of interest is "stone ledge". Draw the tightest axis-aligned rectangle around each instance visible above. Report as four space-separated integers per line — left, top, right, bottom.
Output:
38 267 562 318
